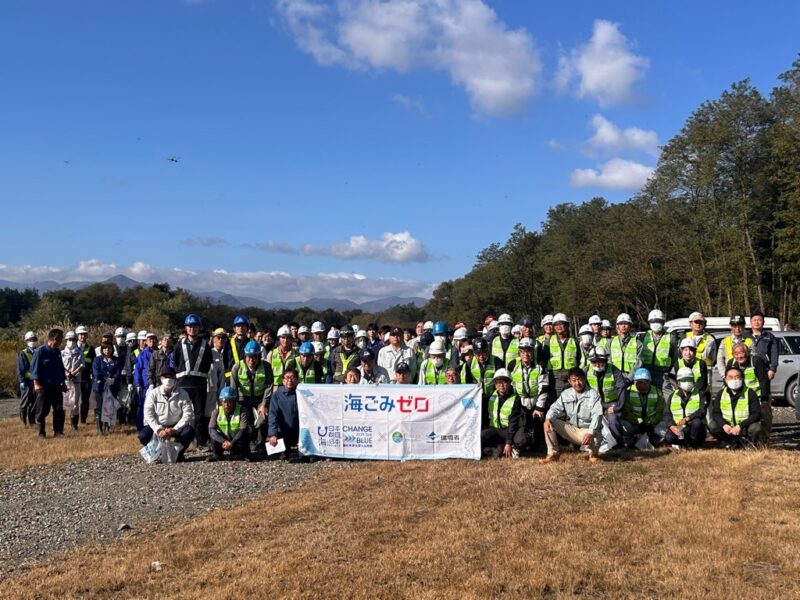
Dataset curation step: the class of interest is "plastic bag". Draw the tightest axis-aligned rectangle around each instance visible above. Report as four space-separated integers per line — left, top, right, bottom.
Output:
598 417 617 455
252 407 265 429
635 432 655 451
117 385 130 410
139 434 162 464
162 440 183 465
101 386 119 426
63 384 77 411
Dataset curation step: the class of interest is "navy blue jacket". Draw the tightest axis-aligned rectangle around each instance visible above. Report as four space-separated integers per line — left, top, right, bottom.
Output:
92 355 121 396
30 344 66 387
268 386 299 438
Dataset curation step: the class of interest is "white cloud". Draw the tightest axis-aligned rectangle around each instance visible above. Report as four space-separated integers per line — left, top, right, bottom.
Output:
391 93 428 116
547 138 565 151
556 19 648 106
276 0 541 117
569 158 654 190
180 236 230 247
0 261 435 303
587 114 659 156
254 231 431 263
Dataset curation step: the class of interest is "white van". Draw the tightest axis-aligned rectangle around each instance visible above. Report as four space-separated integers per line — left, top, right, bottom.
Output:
665 316 782 336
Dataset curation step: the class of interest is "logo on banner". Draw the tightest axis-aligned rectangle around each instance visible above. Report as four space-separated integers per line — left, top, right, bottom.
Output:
392 431 404 444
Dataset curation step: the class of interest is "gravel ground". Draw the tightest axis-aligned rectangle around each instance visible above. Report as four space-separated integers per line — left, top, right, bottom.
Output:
0 453 344 573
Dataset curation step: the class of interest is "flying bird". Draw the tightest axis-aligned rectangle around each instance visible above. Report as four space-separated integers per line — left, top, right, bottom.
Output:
167 156 180 163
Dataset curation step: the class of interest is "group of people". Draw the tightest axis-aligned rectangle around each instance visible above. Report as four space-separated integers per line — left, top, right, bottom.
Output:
18 307 781 462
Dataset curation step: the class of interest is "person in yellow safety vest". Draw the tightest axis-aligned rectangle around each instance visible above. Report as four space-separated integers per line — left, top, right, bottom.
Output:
332 326 361 383
507 337 548 452
725 342 770 439
664 337 709 399
585 347 627 449
491 313 519 366
544 313 580 404
609 313 641 382
74 325 95 425
266 325 297 389
716 314 752 378
685 311 717 368
311 341 331 382
297 325 310 345
207 386 252 462
224 315 250 379
418 340 449 385
578 324 594 370
462 337 504 407
481 369 526 458
231 340 273 450
519 315 535 342
588 315 603 345
662 367 709 448
708 366 764 447
639 309 678 391
325 328 339 364
597 320 613 353
621 368 665 449
536 314 554 346
295 342 325 384
18 331 38 426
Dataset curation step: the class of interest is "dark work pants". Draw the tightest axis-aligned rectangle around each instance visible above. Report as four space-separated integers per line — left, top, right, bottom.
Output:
604 412 625 448
79 380 92 423
548 370 569 404
212 433 251 458
708 419 764 446
664 418 706 447
184 387 209 446
19 382 35 425
35 386 64 436
480 427 528 458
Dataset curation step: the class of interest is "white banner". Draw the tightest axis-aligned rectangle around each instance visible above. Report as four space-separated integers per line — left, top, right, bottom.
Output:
297 384 482 461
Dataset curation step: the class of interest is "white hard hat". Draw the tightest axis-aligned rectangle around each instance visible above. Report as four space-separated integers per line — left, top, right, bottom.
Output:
511 324 521 336
355 329 368 339
65 330 76 340
125 332 137 343
688 311 706 322
492 368 512 381
498 313 513 325
676 367 694 381
579 324 592 335
75 325 89 335
488 320 499 331
277 325 291 337
24 331 37 341
137 330 148 340
146 332 157 339
114 327 126 337
327 328 340 340
616 313 632 324
423 321 434 331
679 337 697 350
311 321 326 333
648 309 665 322
519 337 535 349
588 315 602 325
298 325 309 334
312 341 324 353
541 314 554 326
552 313 568 324
352 324 360 332
601 319 612 329
429 340 446 355
453 327 468 341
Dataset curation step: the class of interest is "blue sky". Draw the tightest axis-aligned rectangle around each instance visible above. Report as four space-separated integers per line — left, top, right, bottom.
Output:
1 0 798 302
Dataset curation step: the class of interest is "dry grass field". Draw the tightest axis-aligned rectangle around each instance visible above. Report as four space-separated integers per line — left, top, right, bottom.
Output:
2 449 799 599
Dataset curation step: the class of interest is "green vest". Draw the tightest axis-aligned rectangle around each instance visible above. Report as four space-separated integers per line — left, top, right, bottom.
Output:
676 359 703 384
510 361 541 399
548 337 578 371
741 359 761 398
668 389 701 422
491 336 519 365
22 349 33 379
462 357 497 397
487 392 521 429
686 332 714 366
420 359 447 385
216 404 241 439
627 386 661 425
295 359 319 384
82 345 92 367
586 370 618 405
337 348 358 379
237 361 268 399
268 348 296 386
719 388 750 425
610 336 638 372
640 332 672 368
226 338 242 378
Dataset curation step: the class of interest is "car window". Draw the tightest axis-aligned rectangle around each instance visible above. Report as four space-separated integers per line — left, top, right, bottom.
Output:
778 338 792 356
783 336 800 355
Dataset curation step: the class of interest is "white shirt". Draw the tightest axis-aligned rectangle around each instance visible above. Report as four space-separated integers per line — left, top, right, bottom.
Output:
377 343 416 382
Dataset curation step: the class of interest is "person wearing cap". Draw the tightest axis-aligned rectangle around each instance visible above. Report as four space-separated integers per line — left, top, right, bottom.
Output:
708 366 764 447
621 368 665 449
451 327 472 368
311 320 327 346
610 313 641 382
208 386 252 462
536 315 554 345
577 324 594 370
462 338 504 409
588 315 603 345
518 315 535 340
297 325 310 345
113 327 127 357
74 325 95 425
173 314 213 448
206 328 227 430
18 331 38 426
231 340 274 450
92 343 121 434
685 312 717 368
355 329 369 351
541 367 603 464
431 320 459 368
359 348 390 384
133 332 158 431
481 369 526 458
725 342 770 438
640 309 678 391
294 342 325 383
30 329 68 439
223 316 250 380
268 368 301 457
141 365 195 461
585 347 628 449
377 327 416 383
598 320 613 351
484 319 500 344
147 335 174 389
393 362 412 384
418 340 449 385
325 328 339 363
491 314 519 367
507 337 549 450
716 315 752 378
543 313 580 405
662 367 709 448
750 310 778 381
311 341 332 382
266 325 298 389
61 331 83 430
664 337 708 399
332 326 360 383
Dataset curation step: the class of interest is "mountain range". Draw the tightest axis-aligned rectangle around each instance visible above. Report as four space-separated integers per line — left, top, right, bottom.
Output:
0 275 428 313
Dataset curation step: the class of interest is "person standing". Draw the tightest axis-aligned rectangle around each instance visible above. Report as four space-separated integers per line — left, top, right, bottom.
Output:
74 325 95 425
30 329 68 439
609 313 641 382
17 331 38 426
268 369 301 457
377 327 416 383
685 312 717 368
61 331 83 431
133 332 157 431
173 314 213 448
543 313 579 404
92 344 121 434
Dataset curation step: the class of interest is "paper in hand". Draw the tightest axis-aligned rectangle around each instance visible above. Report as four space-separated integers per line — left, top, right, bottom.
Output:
266 438 286 455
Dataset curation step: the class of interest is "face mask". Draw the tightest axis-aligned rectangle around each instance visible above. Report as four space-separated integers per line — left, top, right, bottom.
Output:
26 341 36 350
161 378 176 391
66 340 75 348
432 357 444 369
434 335 447 344
499 325 512 337
356 339 367 349
650 322 664 333
580 334 592 347
592 365 605 374
727 379 743 391
679 381 695 393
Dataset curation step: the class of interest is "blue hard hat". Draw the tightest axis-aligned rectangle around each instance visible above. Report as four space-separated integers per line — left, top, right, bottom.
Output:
184 314 201 326
634 368 652 382
299 341 314 356
219 386 237 401
233 315 248 326
432 320 447 335
244 340 261 356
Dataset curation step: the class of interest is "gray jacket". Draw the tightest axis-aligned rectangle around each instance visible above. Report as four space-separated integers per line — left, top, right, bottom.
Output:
144 385 195 433
546 387 603 436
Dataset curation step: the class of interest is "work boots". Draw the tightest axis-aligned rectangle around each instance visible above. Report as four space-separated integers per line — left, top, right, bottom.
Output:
71 414 79 431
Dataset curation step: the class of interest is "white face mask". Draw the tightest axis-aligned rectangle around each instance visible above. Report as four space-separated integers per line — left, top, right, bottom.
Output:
434 335 447 345
26 341 36 350
499 325 512 337
356 339 367 349
432 357 444 369
592 365 605 374
679 381 695 393
650 322 664 333
161 378 176 391
580 334 593 347
727 379 743 391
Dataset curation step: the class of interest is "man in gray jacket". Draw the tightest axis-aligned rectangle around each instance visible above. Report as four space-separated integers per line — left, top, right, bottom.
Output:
541 367 603 464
